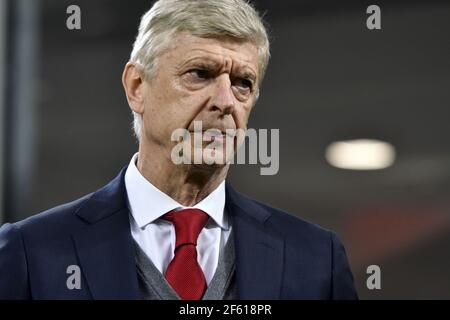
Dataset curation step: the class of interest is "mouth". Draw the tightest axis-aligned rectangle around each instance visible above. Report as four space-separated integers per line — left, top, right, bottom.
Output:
203 132 226 143
189 129 236 142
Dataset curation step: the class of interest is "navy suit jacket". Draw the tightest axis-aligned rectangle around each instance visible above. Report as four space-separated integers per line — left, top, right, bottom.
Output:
0 168 357 299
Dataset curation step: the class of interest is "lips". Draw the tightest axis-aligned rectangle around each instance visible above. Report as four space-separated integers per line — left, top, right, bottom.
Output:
202 130 234 142
188 128 235 138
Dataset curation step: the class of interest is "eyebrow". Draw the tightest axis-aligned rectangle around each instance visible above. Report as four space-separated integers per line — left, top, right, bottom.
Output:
237 71 256 82
180 56 257 82
179 57 222 70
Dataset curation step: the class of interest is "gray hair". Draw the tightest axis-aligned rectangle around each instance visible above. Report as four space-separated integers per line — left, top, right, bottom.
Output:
128 0 270 141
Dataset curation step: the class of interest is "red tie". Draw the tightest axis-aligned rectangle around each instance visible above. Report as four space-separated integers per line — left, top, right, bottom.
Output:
162 208 209 300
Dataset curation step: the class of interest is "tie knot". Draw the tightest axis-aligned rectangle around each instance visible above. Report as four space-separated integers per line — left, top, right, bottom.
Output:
162 208 209 248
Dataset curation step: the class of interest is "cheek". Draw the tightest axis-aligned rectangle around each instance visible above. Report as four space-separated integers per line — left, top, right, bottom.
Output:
234 103 254 128
144 80 181 121
174 92 210 123
148 93 206 138
141 91 175 141
142 97 163 127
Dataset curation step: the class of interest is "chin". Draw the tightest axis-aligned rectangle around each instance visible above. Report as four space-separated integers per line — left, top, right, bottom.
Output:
189 162 227 174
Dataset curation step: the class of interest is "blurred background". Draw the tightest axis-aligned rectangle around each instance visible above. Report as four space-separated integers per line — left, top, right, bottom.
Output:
1 0 449 299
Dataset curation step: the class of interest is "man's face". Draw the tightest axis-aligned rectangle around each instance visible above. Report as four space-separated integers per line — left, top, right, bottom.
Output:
139 32 260 166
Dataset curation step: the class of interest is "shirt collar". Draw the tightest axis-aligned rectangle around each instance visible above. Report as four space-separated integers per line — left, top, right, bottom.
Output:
124 153 229 230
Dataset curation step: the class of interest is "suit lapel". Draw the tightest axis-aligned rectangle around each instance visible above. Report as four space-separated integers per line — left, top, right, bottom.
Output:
71 168 140 299
226 183 284 299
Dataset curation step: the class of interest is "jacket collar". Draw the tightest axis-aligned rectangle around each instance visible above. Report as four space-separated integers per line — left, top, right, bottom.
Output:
72 167 140 299
225 182 284 299
75 167 129 224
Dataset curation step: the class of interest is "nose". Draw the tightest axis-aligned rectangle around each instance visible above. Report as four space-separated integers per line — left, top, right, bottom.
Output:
209 75 235 116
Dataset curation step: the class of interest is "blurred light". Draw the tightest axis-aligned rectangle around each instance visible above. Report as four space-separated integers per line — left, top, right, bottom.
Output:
325 139 396 170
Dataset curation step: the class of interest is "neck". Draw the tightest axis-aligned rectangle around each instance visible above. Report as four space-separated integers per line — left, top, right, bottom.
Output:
136 143 229 207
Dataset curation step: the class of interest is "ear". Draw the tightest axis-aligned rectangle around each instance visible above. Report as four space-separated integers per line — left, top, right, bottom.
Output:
122 62 145 114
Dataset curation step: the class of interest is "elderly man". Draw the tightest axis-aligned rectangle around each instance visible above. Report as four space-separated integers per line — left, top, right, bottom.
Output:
0 0 357 300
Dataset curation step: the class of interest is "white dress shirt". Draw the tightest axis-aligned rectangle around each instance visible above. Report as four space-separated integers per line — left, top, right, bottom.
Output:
124 153 231 285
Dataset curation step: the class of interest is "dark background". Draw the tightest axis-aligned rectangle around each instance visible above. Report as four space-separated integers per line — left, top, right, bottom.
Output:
1 0 450 299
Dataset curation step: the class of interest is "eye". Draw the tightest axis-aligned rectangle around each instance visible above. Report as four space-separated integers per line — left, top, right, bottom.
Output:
233 77 253 92
188 69 211 80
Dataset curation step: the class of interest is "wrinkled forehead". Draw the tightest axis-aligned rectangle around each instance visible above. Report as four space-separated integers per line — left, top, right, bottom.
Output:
164 32 260 76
